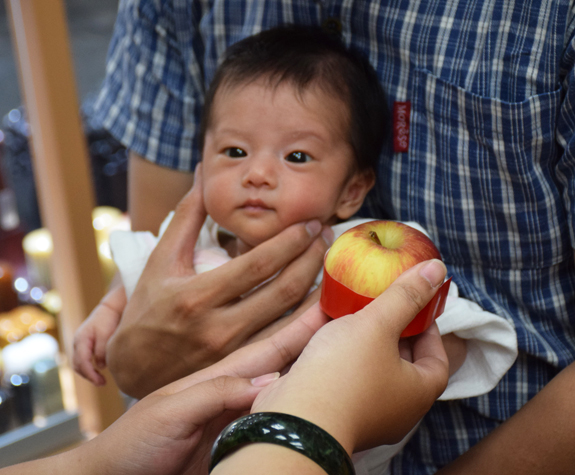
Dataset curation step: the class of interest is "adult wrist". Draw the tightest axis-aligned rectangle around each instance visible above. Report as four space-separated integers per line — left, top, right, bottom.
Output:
252 387 358 455
53 442 102 475
210 412 355 475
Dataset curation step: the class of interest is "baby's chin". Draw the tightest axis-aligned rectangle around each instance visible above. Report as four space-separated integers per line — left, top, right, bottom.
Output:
234 218 332 254
234 228 285 254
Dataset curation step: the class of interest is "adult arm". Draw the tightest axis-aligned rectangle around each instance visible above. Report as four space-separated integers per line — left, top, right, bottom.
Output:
128 151 195 233
436 360 575 475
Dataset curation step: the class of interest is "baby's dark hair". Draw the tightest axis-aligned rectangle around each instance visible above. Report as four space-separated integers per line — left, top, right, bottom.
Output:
199 25 389 173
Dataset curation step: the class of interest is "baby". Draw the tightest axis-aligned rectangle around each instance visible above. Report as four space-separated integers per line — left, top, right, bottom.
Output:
74 25 517 474
74 24 387 379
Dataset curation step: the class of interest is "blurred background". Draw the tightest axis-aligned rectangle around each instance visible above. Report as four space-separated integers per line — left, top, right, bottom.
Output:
0 0 127 232
0 0 128 466
0 0 118 118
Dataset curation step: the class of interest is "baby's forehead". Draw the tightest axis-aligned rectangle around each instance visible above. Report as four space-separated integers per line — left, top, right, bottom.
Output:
213 77 352 133
218 73 348 106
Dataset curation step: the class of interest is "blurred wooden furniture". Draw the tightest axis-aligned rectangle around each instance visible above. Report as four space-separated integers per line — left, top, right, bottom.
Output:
5 0 125 436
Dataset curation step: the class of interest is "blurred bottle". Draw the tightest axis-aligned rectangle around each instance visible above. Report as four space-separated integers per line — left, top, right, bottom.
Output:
0 349 14 434
30 356 64 418
0 130 20 233
0 133 22 312
0 386 15 434
0 261 18 312
1 108 42 232
1 333 64 427
0 130 27 278
2 340 34 427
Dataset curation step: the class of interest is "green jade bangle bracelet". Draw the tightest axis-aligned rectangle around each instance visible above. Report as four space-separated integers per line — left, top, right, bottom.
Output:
209 412 355 475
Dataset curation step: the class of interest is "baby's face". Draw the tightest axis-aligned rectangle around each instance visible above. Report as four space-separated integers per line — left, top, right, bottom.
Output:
201 80 362 252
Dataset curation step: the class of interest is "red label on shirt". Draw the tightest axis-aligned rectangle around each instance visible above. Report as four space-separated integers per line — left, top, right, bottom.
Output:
393 101 411 153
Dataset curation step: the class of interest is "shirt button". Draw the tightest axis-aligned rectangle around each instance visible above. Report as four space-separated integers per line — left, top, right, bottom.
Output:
322 17 342 35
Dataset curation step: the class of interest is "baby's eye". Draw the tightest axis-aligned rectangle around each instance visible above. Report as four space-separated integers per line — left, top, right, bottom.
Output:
285 151 311 163
224 147 247 158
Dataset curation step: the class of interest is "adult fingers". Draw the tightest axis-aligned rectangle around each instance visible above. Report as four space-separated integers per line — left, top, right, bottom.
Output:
249 303 330 374
227 230 332 340
408 322 449 397
151 164 207 270
398 338 413 362
156 376 272 437
196 222 331 312
93 375 275 475
411 322 448 369
244 287 322 344
356 259 449 402
162 303 329 395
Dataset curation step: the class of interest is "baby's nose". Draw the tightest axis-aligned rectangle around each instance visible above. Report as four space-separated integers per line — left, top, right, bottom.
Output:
242 155 277 188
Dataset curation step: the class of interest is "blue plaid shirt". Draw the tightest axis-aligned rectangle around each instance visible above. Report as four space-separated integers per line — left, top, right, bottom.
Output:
94 1 575 472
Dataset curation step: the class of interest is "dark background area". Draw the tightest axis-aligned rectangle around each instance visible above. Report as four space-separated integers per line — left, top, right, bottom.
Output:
0 0 119 119
0 0 128 232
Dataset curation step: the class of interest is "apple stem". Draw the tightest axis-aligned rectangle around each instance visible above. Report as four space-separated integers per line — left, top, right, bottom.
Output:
369 231 382 246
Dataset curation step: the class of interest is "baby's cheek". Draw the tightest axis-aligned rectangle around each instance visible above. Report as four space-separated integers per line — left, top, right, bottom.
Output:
202 184 222 217
282 194 334 225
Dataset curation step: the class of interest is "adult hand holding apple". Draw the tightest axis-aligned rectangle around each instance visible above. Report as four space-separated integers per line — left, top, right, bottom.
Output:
320 220 451 337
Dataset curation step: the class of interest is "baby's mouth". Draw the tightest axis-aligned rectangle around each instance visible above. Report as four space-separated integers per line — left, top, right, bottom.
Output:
242 199 272 211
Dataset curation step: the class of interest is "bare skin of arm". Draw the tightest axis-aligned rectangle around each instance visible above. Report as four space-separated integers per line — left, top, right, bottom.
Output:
437 360 575 475
128 151 195 233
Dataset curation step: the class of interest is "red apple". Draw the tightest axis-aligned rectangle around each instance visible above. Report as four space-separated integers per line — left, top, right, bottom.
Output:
320 220 451 337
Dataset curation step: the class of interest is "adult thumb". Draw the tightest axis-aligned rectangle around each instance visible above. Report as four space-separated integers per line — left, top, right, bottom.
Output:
358 259 447 337
155 163 207 269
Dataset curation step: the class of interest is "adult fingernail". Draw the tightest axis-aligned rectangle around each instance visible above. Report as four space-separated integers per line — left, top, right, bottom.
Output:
251 372 280 387
322 227 334 246
305 220 322 237
419 259 446 288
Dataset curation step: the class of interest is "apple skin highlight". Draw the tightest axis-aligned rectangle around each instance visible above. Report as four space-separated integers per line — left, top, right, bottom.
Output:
325 221 441 298
320 221 451 337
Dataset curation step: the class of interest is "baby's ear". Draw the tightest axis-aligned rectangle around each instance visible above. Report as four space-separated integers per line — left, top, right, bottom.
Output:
335 170 375 220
